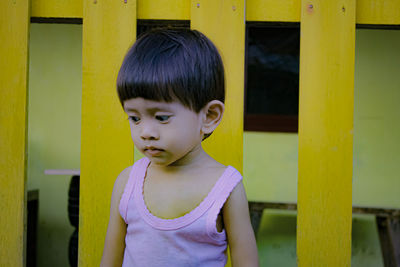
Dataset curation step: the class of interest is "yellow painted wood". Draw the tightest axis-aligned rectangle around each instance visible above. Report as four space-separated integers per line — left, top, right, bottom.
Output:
246 0 301 22
80 1 136 266
32 0 82 18
31 0 400 25
191 4 245 266
138 0 190 20
191 0 245 173
31 0 189 19
357 0 400 25
32 0 189 20
297 0 355 266
0 0 30 266
246 0 400 24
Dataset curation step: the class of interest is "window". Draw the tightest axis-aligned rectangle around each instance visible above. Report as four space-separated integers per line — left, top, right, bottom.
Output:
245 22 300 133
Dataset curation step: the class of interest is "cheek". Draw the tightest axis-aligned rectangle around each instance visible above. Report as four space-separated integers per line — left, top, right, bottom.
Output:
171 122 201 145
180 126 199 141
129 125 139 141
159 127 185 146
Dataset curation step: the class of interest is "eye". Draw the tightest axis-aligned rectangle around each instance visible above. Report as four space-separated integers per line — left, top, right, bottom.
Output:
155 115 171 122
128 116 140 123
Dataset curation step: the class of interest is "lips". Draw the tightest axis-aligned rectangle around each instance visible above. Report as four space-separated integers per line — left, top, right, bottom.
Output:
144 146 164 156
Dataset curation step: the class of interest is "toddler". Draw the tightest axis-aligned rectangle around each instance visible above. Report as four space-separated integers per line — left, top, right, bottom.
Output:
101 28 258 267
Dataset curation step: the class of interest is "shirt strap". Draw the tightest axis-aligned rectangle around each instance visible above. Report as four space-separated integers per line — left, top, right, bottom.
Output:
206 167 243 241
118 158 148 222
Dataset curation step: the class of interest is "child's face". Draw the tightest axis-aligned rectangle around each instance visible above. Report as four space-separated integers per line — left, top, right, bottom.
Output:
124 97 204 166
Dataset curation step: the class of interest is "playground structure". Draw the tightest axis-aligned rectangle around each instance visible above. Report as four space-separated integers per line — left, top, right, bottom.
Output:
1 0 400 266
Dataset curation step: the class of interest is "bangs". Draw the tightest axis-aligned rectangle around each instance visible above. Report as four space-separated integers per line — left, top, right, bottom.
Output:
117 37 192 108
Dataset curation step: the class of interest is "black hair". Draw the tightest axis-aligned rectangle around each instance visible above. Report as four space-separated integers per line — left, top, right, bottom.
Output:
116 28 225 113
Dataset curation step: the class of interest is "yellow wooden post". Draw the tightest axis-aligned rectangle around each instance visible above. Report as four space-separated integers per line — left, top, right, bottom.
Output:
190 0 245 173
297 0 355 266
0 0 30 266
80 1 136 265
191 2 245 266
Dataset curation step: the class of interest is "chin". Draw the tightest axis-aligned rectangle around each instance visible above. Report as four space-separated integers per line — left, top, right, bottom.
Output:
147 157 171 166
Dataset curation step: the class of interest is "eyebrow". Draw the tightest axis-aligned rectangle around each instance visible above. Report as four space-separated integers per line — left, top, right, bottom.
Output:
124 107 138 112
124 107 172 113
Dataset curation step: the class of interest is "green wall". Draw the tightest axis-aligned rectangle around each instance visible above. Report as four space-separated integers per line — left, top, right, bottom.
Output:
28 24 399 267
353 29 400 208
28 23 82 267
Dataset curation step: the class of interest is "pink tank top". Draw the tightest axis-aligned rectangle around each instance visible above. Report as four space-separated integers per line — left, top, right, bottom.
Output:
119 157 242 267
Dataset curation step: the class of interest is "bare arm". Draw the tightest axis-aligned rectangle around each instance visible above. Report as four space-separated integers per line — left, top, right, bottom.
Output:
223 181 259 267
100 166 132 267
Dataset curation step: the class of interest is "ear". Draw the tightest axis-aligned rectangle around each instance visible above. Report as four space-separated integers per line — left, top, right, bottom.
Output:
201 100 225 135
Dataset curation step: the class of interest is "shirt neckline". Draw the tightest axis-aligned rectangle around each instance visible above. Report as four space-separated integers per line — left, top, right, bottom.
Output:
134 157 233 230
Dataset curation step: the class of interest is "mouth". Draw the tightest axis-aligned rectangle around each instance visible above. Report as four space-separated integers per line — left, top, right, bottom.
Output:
143 146 164 156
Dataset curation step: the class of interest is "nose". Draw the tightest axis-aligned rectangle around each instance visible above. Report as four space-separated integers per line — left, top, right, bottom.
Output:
140 121 159 140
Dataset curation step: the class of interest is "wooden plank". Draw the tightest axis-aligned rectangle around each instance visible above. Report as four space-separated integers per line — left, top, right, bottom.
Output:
297 0 355 266
191 2 245 266
31 0 188 19
32 0 82 18
138 0 190 20
79 0 136 265
246 0 301 22
357 0 400 25
31 0 400 25
190 0 245 173
247 0 400 24
0 0 30 266
376 216 400 267
248 201 400 216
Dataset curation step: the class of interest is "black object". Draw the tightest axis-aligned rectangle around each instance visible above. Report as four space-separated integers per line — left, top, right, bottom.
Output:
68 175 80 267
68 229 79 267
27 190 39 267
68 176 80 228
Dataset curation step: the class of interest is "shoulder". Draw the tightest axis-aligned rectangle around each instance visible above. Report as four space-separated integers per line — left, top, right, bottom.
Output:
203 154 242 177
202 156 228 176
222 167 245 212
113 157 146 195
112 165 133 200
